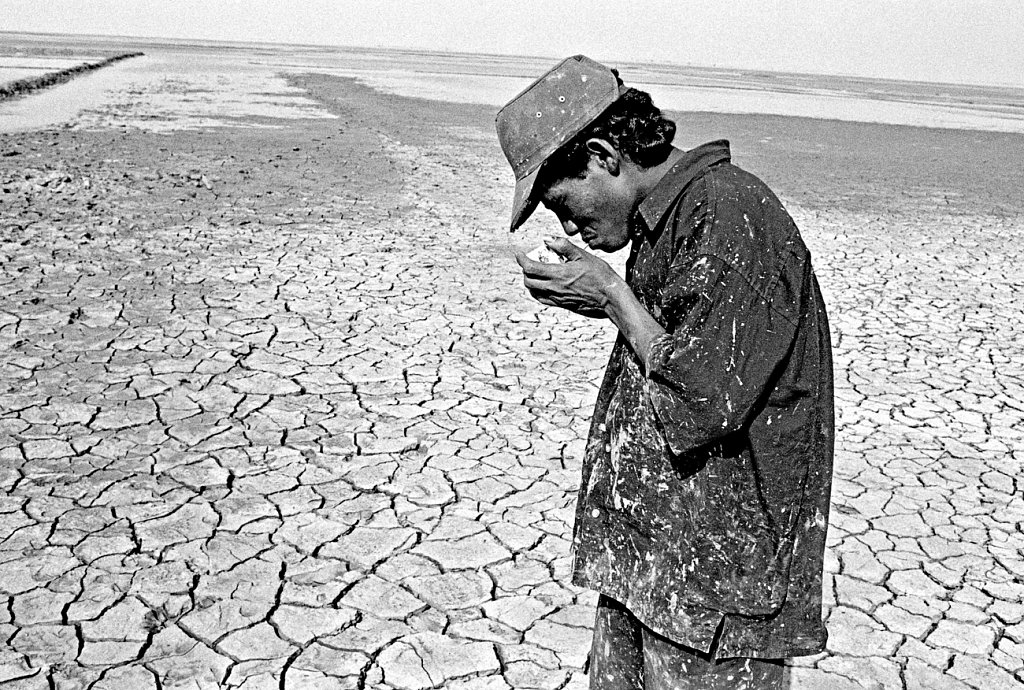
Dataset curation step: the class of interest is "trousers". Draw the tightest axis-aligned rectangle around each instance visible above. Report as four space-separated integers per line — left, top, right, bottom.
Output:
589 595 787 690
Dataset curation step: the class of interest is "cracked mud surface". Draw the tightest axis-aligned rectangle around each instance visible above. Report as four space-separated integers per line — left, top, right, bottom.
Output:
2 66 1024 689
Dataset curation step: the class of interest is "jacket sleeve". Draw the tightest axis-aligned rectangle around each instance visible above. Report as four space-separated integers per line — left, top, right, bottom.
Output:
645 250 801 456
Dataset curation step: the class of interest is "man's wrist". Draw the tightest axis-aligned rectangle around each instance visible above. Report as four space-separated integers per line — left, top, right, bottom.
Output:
600 277 666 371
599 274 630 314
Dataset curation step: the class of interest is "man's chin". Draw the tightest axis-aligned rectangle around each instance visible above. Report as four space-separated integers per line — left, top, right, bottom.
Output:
587 238 628 253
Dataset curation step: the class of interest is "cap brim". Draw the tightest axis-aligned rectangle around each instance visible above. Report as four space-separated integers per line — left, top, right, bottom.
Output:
509 166 542 232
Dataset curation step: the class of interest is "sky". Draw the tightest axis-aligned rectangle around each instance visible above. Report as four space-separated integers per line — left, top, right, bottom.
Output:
3 0 1023 87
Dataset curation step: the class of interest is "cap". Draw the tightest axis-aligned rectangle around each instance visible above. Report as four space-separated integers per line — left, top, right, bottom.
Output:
496 55 623 231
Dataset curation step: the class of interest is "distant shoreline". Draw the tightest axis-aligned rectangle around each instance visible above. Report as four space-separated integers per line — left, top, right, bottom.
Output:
1 35 1022 137
2 29 1022 92
0 52 143 103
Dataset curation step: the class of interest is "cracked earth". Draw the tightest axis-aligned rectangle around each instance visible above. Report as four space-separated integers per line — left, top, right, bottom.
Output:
1 63 1023 689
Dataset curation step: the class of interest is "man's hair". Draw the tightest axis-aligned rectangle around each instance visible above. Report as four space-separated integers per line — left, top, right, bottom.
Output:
538 74 676 185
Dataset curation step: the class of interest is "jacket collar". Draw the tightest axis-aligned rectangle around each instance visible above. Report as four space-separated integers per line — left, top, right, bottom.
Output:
635 140 731 235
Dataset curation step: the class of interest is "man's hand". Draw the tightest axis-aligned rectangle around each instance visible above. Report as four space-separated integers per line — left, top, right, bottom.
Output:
513 237 667 370
513 238 622 318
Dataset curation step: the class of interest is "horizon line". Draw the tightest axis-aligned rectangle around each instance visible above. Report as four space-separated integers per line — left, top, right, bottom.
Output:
3 28 1023 92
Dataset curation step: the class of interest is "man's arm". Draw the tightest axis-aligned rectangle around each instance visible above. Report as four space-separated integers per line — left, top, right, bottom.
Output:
516 237 803 457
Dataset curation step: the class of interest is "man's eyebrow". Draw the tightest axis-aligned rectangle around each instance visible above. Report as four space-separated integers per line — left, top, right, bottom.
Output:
543 199 568 219
541 190 566 211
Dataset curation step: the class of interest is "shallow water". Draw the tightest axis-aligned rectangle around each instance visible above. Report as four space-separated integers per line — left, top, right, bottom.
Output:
329 65 1024 134
0 51 336 133
305 50 1024 134
0 55 108 88
2 36 1024 134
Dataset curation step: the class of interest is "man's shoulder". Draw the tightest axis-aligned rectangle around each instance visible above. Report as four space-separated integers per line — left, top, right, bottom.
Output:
704 161 784 209
688 160 809 295
663 157 785 229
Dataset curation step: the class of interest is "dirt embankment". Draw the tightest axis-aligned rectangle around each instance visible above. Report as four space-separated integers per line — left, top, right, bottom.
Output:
0 52 144 102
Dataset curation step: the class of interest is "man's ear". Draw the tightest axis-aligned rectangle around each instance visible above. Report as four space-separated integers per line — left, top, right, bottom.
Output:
585 138 620 175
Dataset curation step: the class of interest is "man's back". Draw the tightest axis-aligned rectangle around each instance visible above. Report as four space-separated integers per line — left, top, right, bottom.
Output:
572 140 834 658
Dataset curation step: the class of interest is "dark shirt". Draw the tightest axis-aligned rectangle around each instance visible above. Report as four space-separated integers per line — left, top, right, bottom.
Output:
571 140 834 659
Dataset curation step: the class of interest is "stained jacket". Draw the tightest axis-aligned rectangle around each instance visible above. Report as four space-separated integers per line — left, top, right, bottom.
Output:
571 140 834 659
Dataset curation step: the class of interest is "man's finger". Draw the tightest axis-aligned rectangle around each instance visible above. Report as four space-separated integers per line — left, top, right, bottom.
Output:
527 289 560 308
545 237 586 260
516 252 565 278
513 250 535 269
523 275 557 292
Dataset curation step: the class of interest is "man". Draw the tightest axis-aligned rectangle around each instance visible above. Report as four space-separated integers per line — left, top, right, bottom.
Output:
496 56 834 689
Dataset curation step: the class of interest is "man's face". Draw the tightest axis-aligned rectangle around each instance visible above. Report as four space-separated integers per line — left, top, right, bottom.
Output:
539 156 634 253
